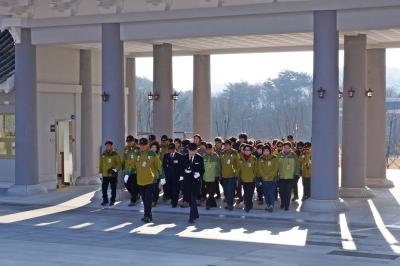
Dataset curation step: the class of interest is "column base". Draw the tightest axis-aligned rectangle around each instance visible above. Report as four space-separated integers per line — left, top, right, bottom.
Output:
366 178 394 188
339 187 375 198
7 184 48 196
301 198 347 213
75 175 101 186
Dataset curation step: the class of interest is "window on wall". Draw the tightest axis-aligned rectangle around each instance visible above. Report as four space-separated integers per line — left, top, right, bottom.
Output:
0 113 15 158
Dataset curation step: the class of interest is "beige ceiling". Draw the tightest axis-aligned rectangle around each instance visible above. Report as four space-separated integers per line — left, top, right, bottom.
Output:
67 28 400 57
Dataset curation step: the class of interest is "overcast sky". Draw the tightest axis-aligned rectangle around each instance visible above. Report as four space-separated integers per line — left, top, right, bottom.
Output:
136 48 400 94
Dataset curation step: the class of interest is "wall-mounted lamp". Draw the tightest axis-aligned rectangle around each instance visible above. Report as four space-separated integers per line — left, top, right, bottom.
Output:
339 90 343 99
317 87 326 98
101 92 110 102
348 87 355 98
365 88 374 98
148 92 160 101
171 91 180 101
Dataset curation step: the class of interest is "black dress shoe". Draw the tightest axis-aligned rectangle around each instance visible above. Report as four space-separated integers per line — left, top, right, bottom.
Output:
101 201 108 206
188 218 194 224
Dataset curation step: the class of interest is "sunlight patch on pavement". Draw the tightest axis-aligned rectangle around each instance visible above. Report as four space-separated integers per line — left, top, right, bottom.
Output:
34 220 61 227
69 222 94 229
368 199 400 254
339 213 357 250
129 223 177 235
104 222 133 232
176 225 308 246
0 191 96 224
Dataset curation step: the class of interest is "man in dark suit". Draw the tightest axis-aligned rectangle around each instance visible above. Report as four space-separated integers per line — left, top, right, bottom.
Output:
181 143 205 224
163 143 183 208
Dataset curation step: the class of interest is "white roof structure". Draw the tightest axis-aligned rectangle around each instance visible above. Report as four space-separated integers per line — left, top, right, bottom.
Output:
0 0 400 56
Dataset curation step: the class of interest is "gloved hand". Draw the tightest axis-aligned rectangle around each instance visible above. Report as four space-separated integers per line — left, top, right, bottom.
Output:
185 169 192 174
160 178 166 186
99 173 103 181
179 176 184 181
124 175 129 183
111 168 118 173
194 172 200 179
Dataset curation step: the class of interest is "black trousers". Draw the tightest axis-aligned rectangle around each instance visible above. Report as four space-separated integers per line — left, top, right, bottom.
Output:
292 175 300 199
302 177 311 199
182 178 191 203
242 182 255 210
140 184 153 219
255 177 264 201
124 174 139 203
102 176 117 202
189 181 201 220
205 181 217 207
215 179 222 197
279 179 294 210
168 175 180 207
152 179 160 204
235 179 243 200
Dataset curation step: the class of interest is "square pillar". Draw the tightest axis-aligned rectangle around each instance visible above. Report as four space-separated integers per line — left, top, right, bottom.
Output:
153 43 173 139
9 28 47 195
126 57 138 137
193 54 211 142
301 10 346 213
366 49 393 188
340 34 374 198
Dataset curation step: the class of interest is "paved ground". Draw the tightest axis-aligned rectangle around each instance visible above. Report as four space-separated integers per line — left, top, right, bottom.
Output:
0 170 399 265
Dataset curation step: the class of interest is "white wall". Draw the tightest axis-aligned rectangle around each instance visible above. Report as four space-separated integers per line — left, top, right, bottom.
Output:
36 46 82 190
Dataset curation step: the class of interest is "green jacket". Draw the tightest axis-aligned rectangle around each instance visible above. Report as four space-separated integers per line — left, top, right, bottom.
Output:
203 153 221 182
257 154 279 181
299 149 312 178
134 150 162 186
278 151 300 180
99 150 121 177
122 145 139 175
220 149 240 178
238 155 257 183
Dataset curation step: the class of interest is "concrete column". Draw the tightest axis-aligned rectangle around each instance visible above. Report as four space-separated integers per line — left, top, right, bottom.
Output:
340 34 374 198
126 58 137 137
153 43 173 138
193 54 211 141
76 50 101 185
102 23 126 192
9 28 47 195
302 10 346 213
366 49 394 188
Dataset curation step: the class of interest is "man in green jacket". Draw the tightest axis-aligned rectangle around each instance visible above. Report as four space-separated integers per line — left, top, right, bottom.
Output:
220 139 240 211
99 140 121 206
122 135 140 206
278 141 300 211
203 143 221 210
134 138 162 223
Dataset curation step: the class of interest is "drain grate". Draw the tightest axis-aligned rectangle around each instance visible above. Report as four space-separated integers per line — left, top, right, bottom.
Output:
328 250 399 260
312 232 368 239
306 240 342 247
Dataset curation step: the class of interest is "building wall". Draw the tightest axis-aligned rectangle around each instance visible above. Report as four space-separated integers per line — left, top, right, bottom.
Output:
0 45 104 190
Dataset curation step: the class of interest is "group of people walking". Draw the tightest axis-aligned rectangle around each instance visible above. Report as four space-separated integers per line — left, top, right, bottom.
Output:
99 133 312 224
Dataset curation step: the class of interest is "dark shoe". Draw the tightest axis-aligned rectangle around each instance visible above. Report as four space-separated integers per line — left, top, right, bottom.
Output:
224 206 233 211
128 201 136 206
171 204 177 208
244 208 250 213
206 206 210 210
285 208 289 211
141 217 152 223
109 201 115 206
268 206 274 213
101 201 108 206
188 218 195 224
